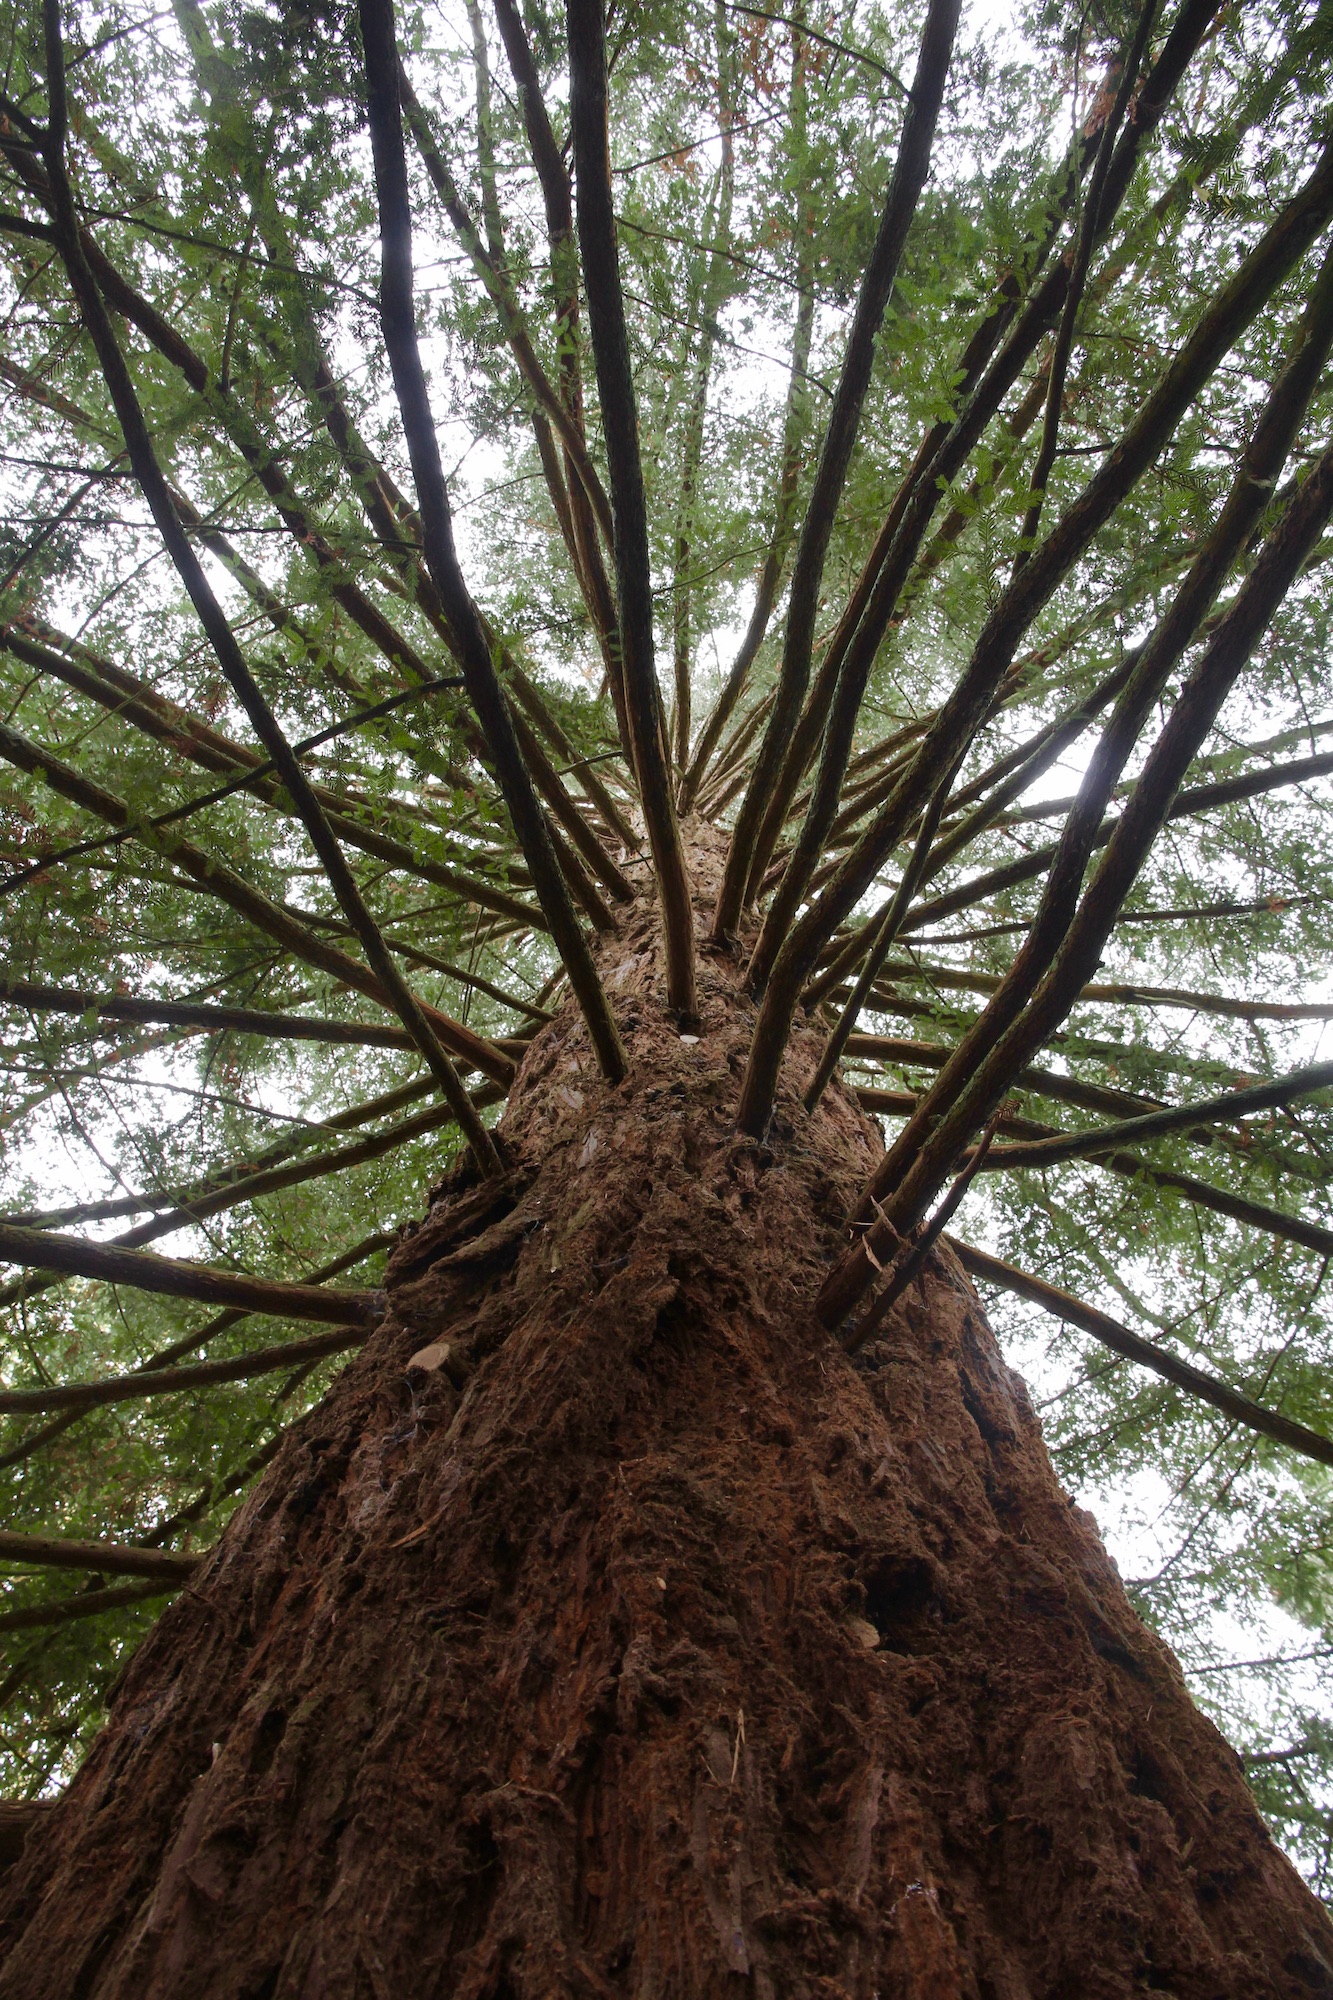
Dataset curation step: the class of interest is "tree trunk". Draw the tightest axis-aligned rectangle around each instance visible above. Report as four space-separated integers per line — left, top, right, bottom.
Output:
1 855 1330 1999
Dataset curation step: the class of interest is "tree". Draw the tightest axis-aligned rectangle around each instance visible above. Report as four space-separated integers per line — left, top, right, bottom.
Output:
0 0 1332 1981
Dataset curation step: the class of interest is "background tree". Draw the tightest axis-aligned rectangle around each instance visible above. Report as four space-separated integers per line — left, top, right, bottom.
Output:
1 0 1333 1983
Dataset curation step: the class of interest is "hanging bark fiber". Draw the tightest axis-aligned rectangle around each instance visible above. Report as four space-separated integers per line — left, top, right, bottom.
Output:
0 846 1328 1998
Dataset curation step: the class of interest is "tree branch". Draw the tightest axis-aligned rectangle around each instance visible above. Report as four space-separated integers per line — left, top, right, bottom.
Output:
852 1080 1333 1261
905 745 1333 938
490 0 630 743
0 720 517 1085
745 0 1299 963
952 1239 1333 1471
748 158 1333 1139
398 66 615 548
820 445 1333 1325
0 1531 199 1582
712 0 961 937
0 1324 370 1414
0 1580 177 1633
0 626 544 924
0 1235 393 1468
723 1 1218 907
40 0 502 1174
0 1223 383 1325
1011 0 1159 570
799 752 963 1117
978 1060 1333 1171
0 981 420 1048
566 0 697 1018
360 0 627 1079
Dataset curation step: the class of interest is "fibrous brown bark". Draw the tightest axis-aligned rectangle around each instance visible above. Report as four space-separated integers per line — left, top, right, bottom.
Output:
0 842 1329 1998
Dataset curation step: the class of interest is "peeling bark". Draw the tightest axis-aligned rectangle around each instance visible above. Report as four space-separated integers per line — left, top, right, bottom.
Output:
1 841 1329 1998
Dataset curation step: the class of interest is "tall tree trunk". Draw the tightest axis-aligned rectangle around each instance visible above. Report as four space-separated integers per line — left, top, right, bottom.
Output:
1 842 1329 1998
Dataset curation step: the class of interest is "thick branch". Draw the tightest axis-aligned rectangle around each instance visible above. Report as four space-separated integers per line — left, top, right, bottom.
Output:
0 1222 383 1325
360 0 626 1080
713 0 960 935
0 1580 178 1633
0 1531 199 1582
566 0 696 1018
0 982 417 1047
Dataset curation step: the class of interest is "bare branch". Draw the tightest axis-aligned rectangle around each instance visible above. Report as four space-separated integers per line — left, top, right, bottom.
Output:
566 0 697 1018
360 0 627 1080
978 1060 1333 1171
0 1530 199 1582
952 1241 1333 1471
0 1325 370 1415
712 0 961 936
0 1222 382 1325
